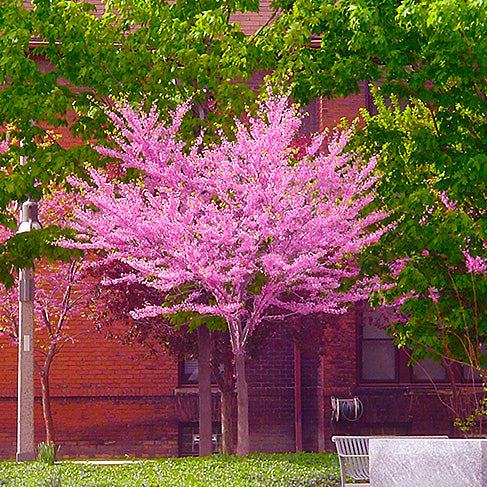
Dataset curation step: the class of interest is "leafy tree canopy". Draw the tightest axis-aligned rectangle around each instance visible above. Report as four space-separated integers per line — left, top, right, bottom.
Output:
271 0 487 375
0 0 281 281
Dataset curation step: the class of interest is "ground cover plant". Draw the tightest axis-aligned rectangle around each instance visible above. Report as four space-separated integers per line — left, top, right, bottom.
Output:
0 453 339 486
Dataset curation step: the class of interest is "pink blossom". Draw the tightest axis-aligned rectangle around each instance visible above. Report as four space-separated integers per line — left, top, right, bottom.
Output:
439 191 456 211
463 250 487 275
428 287 440 302
419 205 434 225
65 93 390 355
388 257 410 277
0 139 9 154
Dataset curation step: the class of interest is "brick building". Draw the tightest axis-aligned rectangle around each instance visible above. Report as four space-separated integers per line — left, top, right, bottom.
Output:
0 299 455 459
0 1 457 460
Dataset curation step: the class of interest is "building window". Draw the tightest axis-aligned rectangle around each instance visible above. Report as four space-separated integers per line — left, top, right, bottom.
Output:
179 359 219 386
359 305 449 384
412 358 447 382
360 308 397 382
361 323 397 381
181 359 199 385
179 423 221 456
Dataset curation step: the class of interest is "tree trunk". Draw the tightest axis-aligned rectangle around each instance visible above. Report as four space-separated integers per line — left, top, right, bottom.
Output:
209 333 236 455
294 343 303 452
39 373 55 446
235 353 249 456
198 325 213 456
317 354 325 452
221 389 235 454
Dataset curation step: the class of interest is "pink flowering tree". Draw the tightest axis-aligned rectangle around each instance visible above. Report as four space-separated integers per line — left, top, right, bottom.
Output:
67 93 389 455
0 191 93 447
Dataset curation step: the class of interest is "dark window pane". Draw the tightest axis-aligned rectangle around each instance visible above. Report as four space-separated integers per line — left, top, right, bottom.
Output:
363 323 389 339
182 359 199 384
180 359 218 386
179 423 221 456
362 307 392 336
413 359 447 381
362 341 396 381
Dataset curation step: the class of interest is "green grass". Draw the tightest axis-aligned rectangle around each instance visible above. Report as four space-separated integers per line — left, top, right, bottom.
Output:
0 453 340 486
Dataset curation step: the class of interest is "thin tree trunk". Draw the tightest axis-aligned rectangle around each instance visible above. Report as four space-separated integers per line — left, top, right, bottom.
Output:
317 354 325 452
210 333 236 455
443 358 466 437
294 343 302 452
221 389 235 454
39 373 55 446
198 325 212 456
235 353 249 456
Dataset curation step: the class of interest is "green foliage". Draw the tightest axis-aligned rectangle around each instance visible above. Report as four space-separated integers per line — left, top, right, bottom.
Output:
0 0 281 286
274 0 487 340
272 0 487 108
455 394 487 433
346 89 487 389
37 442 58 466
0 225 76 289
0 453 340 486
272 0 487 424
167 310 227 333
352 89 487 370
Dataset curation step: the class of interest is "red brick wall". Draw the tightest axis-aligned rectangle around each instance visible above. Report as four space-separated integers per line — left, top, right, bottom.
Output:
0 316 302 458
47 396 179 458
247 339 296 453
0 321 179 398
320 82 370 132
0 318 183 458
320 306 455 452
0 303 459 458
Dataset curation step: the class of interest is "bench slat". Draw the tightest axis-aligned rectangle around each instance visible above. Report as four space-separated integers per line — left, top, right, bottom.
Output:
332 436 370 487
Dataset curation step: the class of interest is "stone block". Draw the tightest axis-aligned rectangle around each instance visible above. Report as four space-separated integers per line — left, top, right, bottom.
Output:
370 437 487 487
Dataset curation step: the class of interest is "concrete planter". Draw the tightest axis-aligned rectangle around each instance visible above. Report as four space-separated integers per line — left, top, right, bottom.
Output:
369 437 487 487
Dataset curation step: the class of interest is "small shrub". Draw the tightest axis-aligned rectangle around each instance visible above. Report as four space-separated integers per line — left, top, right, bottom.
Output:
37 442 58 466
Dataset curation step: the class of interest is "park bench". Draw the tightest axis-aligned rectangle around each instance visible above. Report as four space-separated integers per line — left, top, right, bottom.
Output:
332 436 370 487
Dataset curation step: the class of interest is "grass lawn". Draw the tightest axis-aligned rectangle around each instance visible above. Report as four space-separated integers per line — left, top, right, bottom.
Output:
0 452 340 486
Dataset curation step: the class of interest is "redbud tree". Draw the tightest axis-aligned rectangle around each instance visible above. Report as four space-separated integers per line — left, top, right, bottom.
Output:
68 93 389 456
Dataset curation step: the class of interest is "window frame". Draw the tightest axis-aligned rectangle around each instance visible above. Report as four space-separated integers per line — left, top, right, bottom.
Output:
357 306 451 385
358 314 404 384
178 358 218 387
178 422 222 456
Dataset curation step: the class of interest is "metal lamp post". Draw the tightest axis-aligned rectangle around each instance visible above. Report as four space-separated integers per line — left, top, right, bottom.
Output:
16 197 41 462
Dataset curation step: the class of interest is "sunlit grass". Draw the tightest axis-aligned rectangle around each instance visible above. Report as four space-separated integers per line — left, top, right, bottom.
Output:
0 452 340 486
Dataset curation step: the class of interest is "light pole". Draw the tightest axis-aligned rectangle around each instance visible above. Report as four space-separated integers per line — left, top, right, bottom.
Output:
16 198 41 462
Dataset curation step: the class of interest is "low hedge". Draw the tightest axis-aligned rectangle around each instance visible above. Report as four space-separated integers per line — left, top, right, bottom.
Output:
0 453 340 486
